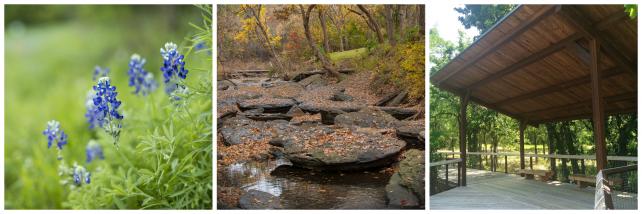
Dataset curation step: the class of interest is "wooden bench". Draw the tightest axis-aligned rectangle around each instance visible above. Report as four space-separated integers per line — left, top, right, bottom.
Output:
568 174 623 188
516 169 553 181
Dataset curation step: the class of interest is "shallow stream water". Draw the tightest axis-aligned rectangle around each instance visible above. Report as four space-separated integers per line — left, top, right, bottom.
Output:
219 159 392 209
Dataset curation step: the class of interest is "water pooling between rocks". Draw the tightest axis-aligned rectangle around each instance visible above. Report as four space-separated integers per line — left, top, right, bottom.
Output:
217 70 425 209
219 159 390 209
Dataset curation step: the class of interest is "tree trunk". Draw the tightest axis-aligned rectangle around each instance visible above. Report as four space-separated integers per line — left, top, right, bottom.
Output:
300 5 340 78
416 5 425 35
546 124 557 180
318 8 331 52
533 133 538 163
384 5 396 45
250 5 285 72
357 5 384 43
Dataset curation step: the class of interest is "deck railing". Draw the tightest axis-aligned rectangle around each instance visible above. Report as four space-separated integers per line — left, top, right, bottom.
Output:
595 165 638 210
436 151 636 173
429 158 462 195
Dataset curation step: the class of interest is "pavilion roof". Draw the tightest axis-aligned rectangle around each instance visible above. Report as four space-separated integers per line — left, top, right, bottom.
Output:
430 5 637 125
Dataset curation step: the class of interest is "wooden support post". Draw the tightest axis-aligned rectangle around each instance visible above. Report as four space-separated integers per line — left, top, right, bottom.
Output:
590 38 608 172
530 157 533 169
459 91 470 186
519 121 526 176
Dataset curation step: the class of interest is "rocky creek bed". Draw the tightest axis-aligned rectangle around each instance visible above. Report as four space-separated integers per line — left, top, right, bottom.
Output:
217 70 425 209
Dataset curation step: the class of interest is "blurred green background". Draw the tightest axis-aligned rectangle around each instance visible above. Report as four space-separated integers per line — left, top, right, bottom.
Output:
5 5 211 209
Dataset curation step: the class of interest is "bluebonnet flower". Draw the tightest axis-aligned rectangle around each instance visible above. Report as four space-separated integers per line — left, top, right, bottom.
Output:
160 42 188 94
93 66 110 81
86 140 104 163
42 120 68 150
194 41 206 50
72 164 91 185
90 77 124 145
127 54 158 96
85 91 100 129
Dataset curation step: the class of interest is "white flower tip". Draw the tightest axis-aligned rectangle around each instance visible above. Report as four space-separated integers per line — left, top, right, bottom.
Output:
131 54 141 61
98 76 110 83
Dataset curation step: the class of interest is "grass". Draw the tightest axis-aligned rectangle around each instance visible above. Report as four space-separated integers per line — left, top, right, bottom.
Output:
328 47 368 62
4 5 212 209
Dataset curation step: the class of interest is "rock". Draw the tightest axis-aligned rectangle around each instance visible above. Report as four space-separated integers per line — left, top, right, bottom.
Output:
398 149 425 202
239 98 296 113
218 80 236 90
219 116 299 146
298 74 324 87
375 106 418 120
386 90 408 106
239 190 282 209
286 106 306 117
280 126 406 171
268 137 289 147
319 108 345 125
334 107 399 129
243 112 293 121
267 82 304 99
395 121 425 147
386 173 420 209
331 90 353 101
386 149 425 208
298 101 364 113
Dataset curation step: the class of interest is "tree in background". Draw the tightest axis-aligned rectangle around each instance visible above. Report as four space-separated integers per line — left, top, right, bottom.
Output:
454 5 516 37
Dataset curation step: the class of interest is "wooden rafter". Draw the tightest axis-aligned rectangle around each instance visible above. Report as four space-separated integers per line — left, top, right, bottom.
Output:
432 5 560 85
559 5 636 74
467 33 584 90
521 92 636 118
493 67 622 106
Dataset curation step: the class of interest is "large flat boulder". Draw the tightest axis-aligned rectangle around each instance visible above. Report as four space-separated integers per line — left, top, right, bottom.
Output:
219 116 299 146
334 107 399 129
386 149 425 208
279 126 406 171
395 121 425 147
238 98 296 113
266 82 304 99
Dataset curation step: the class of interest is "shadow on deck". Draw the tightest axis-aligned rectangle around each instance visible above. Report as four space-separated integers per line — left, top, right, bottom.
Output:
430 169 637 210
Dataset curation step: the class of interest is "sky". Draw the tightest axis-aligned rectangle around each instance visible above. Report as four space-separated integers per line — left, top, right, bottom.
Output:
428 3 480 43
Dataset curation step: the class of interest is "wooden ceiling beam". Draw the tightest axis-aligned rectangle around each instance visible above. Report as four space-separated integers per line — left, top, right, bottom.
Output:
433 5 560 86
493 67 622 107
559 5 636 74
467 33 584 90
436 83 524 121
595 10 629 31
521 92 636 118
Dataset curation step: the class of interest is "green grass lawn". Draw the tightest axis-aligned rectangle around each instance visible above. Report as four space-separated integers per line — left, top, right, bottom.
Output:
328 47 368 62
5 5 212 209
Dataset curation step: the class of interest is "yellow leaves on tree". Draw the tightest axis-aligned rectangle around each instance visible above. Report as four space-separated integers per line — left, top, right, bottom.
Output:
234 5 281 48
398 42 425 100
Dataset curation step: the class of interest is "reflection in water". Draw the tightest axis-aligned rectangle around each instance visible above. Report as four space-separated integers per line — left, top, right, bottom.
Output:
220 159 391 209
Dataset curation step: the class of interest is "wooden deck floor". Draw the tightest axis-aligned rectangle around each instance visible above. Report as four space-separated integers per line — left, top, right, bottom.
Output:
430 169 637 210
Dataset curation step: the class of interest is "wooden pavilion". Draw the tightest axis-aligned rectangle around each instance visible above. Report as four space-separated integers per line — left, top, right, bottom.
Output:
430 4 637 191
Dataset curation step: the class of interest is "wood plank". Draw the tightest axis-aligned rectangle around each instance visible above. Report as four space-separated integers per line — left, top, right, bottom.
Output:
431 169 637 209
433 5 560 86
493 67 621 107
467 33 584 90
